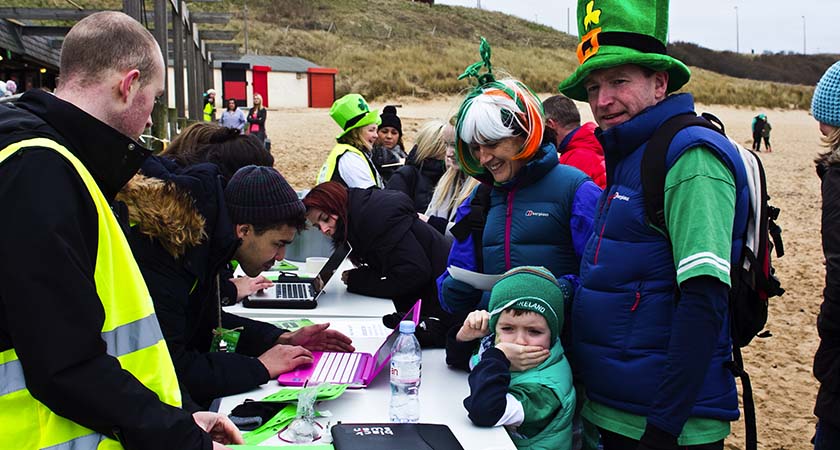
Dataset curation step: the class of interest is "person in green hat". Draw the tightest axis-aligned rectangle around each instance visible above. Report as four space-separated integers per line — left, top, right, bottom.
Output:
559 1 753 450
316 93 384 188
446 266 576 450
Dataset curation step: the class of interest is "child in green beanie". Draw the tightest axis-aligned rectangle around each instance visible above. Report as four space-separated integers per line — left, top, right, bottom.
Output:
445 266 576 450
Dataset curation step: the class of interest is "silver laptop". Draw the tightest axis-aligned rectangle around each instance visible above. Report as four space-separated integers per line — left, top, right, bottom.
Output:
243 242 352 309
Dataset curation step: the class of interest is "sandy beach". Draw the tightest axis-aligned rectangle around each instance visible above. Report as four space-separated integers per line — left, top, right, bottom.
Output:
264 96 824 450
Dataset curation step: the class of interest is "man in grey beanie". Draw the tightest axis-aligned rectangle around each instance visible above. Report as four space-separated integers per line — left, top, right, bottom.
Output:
123 163 354 410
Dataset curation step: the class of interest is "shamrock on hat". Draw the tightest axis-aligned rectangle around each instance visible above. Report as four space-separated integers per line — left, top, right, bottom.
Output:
330 93 381 140
558 0 690 102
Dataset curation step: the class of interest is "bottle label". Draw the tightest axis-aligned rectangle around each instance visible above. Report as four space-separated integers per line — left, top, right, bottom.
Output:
390 363 420 381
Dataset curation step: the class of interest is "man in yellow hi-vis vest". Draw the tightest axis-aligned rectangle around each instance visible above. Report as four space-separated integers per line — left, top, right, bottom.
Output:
0 12 241 450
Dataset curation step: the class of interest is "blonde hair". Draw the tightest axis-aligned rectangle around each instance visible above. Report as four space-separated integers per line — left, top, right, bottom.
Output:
412 120 448 163
338 126 372 151
253 93 264 111
427 121 479 217
427 166 480 217
822 125 840 152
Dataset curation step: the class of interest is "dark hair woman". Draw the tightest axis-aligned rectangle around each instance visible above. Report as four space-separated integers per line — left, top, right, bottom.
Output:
303 181 453 341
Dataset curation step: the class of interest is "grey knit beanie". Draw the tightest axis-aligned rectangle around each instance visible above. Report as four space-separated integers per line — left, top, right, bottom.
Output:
813 61 840 127
225 165 305 225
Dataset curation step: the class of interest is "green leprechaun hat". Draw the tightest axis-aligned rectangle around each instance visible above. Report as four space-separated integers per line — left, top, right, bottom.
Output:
330 93 381 140
558 0 691 101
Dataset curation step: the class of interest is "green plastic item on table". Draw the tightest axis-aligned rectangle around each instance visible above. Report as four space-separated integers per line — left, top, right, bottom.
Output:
261 384 348 403
273 260 299 271
240 404 298 445
271 318 316 332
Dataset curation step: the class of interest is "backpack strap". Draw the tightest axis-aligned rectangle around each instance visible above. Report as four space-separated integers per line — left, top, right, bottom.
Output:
640 113 723 232
449 183 492 272
643 113 761 450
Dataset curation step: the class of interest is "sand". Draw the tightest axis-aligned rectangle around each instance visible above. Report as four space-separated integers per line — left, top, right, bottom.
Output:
264 96 824 450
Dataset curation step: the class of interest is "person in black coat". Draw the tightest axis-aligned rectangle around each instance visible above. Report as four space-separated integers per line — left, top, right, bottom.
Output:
246 93 268 147
812 61 840 450
119 153 353 410
386 119 448 213
303 182 454 329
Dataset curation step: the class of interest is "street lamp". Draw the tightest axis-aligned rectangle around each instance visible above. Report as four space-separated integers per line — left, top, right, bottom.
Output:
802 16 806 54
734 6 739 53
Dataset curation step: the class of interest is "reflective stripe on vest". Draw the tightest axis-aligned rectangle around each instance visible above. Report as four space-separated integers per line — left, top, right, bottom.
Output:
316 143 379 186
0 138 182 450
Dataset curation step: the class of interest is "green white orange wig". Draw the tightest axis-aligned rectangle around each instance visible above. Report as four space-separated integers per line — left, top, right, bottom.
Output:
454 38 545 178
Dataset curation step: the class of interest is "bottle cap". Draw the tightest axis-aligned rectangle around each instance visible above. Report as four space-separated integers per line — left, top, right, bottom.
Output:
398 320 416 333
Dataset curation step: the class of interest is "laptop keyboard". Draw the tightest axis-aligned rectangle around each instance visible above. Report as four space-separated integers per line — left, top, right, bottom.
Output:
311 352 361 384
276 283 313 300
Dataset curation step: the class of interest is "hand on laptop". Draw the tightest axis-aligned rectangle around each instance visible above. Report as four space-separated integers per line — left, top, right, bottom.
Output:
230 275 274 301
192 411 243 446
258 344 313 378
277 322 355 353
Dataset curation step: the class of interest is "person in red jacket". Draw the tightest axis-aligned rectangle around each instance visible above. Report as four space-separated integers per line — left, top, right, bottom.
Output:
543 94 606 188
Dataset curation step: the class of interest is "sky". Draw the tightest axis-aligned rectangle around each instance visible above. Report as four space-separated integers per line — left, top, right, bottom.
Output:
436 0 840 55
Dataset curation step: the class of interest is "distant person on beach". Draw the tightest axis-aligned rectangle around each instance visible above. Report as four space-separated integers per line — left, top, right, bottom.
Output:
203 88 216 122
752 113 772 152
558 0 753 448
219 98 246 133
316 93 384 188
371 105 408 182
543 94 606 188
811 60 840 450
247 93 267 147
387 119 448 213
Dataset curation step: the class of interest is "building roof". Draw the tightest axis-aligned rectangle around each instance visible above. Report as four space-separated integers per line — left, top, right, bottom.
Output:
0 20 60 69
212 54 320 72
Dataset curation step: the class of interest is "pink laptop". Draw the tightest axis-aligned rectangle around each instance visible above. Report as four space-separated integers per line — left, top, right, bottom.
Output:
277 300 422 389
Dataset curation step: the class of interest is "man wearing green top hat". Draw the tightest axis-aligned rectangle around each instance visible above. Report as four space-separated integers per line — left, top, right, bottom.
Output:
316 93 384 188
560 1 752 449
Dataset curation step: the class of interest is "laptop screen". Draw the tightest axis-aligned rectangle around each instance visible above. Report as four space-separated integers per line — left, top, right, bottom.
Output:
371 300 422 373
311 242 352 289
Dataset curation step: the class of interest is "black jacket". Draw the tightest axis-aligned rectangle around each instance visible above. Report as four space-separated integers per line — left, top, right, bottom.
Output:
120 156 284 409
815 151 840 427
0 90 211 449
344 188 450 319
247 107 266 135
386 148 446 213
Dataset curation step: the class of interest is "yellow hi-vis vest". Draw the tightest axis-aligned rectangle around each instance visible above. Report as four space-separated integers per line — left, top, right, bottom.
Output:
316 143 381 187
0 138 182 450
203 101 215 122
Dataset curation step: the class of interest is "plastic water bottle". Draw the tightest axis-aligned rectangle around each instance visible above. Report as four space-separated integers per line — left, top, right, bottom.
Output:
389 320 422 423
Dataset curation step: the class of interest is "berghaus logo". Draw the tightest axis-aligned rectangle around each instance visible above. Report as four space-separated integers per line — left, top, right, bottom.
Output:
525 210 549 217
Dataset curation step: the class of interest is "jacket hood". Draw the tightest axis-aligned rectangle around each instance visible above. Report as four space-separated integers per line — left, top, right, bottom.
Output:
117 173 207 258
816 147 840 178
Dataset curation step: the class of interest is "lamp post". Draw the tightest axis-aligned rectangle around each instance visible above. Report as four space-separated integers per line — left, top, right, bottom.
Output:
802 15 806 54
734 6 740 53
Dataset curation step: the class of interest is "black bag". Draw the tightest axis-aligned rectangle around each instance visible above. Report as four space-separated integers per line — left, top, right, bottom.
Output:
331 423 464 450
640 112 785 450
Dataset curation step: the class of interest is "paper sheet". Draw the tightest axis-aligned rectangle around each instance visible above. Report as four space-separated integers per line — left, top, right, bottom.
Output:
448 266 503 291
323 319 391 338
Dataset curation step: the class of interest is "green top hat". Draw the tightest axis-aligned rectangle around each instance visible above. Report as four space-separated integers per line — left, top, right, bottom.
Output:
330 93 381 140
558 0 691 102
